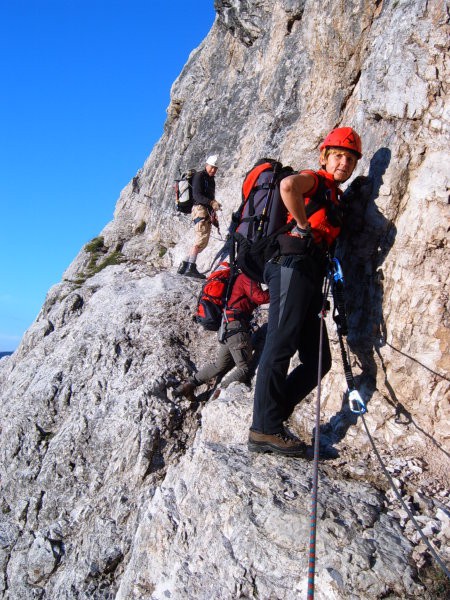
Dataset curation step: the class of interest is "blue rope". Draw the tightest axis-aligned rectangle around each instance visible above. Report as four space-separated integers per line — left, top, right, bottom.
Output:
307 275 331 599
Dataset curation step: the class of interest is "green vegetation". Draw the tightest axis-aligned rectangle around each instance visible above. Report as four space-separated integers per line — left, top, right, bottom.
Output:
135 221 147 235
420 564 450 599
84 236 105 253
75 236 125 283
91 251 124 273
73 274 88 285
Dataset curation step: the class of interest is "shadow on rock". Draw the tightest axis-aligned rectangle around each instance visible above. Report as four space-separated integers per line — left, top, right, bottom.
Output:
319 148 397 451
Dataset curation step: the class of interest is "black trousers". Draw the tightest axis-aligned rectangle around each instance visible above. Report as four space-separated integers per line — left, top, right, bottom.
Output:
251 256 332 434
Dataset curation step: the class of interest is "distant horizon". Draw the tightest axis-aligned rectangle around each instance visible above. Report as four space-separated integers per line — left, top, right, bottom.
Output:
0 0 215 352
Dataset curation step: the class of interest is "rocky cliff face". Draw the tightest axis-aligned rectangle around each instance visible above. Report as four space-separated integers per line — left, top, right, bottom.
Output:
0 1 449 598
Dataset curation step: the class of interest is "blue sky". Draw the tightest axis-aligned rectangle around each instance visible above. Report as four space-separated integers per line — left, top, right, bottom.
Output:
0 0 215 351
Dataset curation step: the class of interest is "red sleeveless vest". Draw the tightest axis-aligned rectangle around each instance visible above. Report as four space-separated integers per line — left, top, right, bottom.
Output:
287 169 342 248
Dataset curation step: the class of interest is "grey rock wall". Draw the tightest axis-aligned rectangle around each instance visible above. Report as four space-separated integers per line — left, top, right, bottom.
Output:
0 0 449 598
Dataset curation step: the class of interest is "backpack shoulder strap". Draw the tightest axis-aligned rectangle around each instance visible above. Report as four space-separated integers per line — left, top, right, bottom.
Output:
242 162 275 201
225 272 247 315
223 264 240 307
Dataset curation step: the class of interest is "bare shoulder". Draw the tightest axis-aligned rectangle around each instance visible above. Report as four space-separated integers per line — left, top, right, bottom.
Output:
281 171 316 194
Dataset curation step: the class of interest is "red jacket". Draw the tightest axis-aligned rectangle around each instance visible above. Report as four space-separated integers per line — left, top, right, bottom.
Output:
226 273 269 322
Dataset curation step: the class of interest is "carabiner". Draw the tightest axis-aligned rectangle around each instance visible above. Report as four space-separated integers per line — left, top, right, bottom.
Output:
348 389 366 414
331 257 344 283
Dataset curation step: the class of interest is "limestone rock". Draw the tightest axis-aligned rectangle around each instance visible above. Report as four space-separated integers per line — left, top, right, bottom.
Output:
117 391 421 600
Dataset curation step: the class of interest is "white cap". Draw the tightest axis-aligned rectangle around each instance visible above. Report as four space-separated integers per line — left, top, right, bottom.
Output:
206 154 219 168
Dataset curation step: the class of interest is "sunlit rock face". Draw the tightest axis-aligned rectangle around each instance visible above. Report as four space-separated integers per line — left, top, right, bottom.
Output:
0 1 448 598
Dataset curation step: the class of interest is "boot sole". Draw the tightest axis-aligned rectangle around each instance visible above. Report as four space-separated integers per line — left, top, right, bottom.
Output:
248 440 306 457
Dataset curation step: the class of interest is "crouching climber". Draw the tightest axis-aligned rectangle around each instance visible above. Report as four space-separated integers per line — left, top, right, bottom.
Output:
174 272 269 399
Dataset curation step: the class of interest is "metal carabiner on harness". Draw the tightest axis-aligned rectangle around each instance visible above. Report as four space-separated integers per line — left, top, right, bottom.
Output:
330 257 348 336
331 257 344 283
348 389 367 414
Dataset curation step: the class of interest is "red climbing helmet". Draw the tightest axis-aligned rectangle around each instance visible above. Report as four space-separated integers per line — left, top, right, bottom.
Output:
320 127 362 158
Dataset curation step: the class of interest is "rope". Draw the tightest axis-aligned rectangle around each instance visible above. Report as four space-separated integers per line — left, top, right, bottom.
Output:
383 340 449 382
336 313 449 576
307 275 332 600
359 412 450 579
335 297 449 577
314 257 449 588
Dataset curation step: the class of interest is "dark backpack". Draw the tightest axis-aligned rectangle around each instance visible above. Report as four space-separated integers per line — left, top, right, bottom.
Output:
194 262 236 331
175 169 196 214
231 159 295 282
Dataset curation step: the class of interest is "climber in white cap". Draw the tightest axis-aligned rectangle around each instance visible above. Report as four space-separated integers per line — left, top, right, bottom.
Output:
205 154 219 168
177 154 222 279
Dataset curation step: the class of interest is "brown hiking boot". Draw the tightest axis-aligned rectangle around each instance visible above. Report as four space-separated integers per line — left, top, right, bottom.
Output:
173 381 196 400
248 429 307 457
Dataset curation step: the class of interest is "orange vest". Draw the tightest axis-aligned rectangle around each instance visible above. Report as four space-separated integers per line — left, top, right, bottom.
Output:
287 169 342 248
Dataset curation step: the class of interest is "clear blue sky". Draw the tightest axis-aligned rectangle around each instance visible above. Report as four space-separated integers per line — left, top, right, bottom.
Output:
0 0 215 351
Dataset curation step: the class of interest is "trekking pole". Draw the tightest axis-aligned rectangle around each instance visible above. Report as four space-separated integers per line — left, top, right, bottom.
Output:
307 273 332 600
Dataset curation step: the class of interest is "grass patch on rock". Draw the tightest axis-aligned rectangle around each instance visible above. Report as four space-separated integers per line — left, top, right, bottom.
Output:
75 237 125 282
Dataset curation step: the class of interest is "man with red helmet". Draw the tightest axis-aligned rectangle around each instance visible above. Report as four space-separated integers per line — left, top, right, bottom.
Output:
248 127 363 456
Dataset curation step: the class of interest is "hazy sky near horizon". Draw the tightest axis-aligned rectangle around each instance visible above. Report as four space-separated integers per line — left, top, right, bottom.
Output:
0 0 215 351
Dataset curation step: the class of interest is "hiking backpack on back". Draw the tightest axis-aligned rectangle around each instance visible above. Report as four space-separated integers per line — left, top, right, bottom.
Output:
175 169 196 214
194 262 235 331
231 159 295 282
